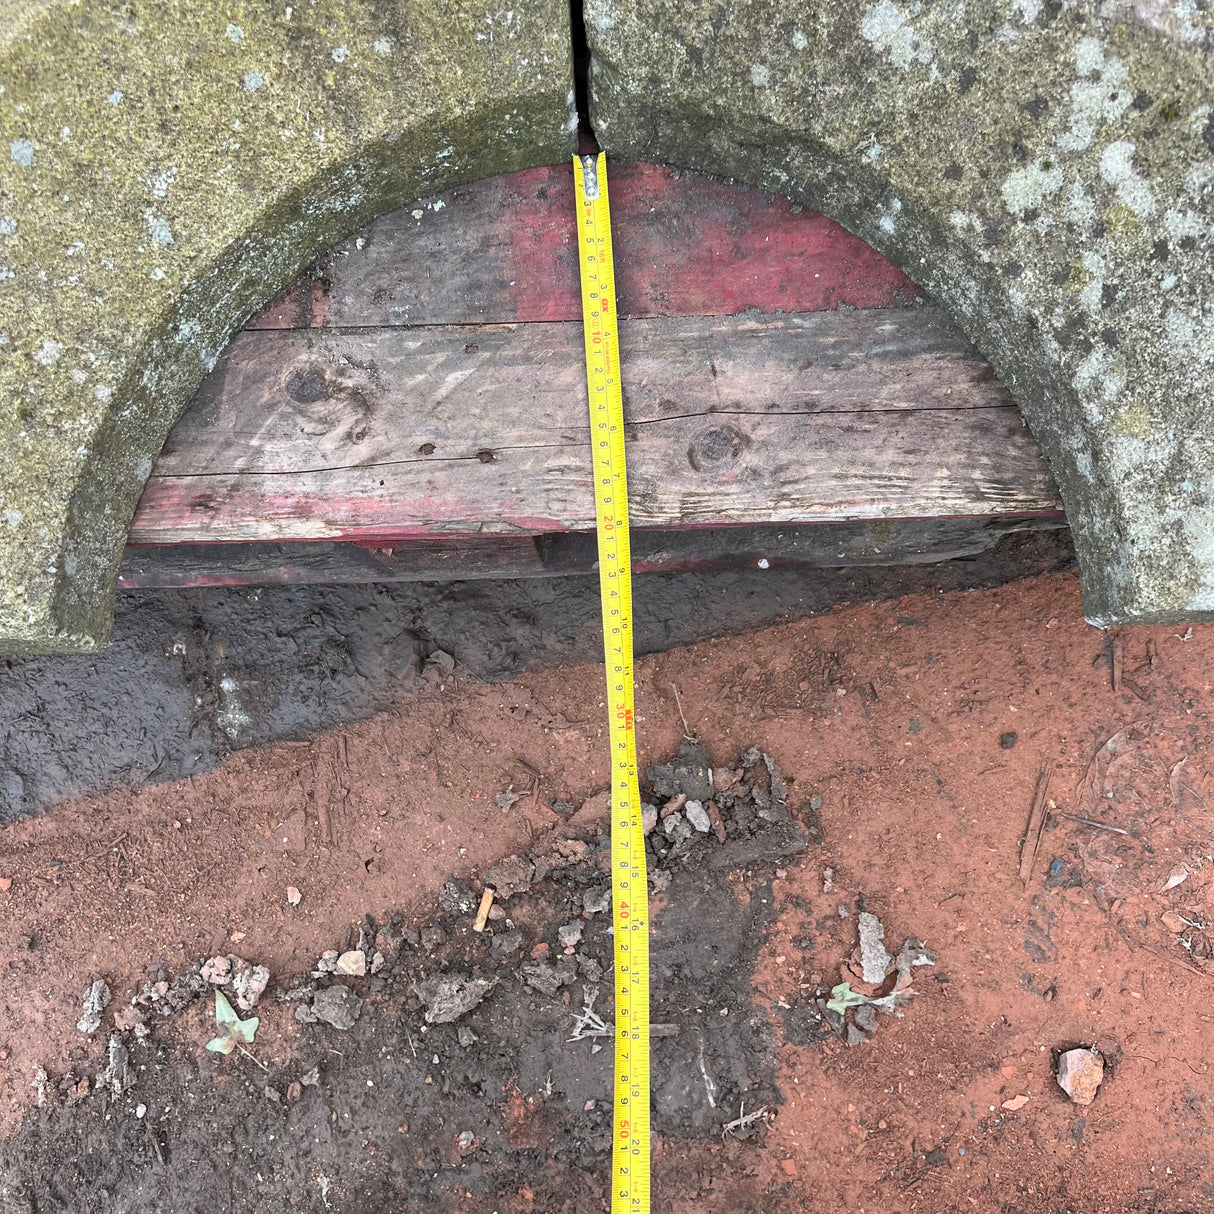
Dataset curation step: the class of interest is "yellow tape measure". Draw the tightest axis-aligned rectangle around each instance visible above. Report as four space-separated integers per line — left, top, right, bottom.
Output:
573 152 650 1214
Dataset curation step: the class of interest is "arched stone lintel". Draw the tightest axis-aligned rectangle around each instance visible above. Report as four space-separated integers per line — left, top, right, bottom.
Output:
0 0 576 653
586 0 1214 626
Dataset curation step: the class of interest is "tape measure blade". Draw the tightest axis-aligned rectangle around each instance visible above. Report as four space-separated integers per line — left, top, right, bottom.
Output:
573 152 650 1214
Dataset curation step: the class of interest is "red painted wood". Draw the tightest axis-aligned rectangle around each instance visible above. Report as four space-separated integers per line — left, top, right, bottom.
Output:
246 162 919 330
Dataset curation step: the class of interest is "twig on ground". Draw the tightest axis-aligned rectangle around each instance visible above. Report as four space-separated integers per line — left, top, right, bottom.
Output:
722 1102 770 1139
670 684 696 741
1019 763 1054 888
236 1044 268 1072
80 833 128 865
1057 812 1128 835
568 987 613 1042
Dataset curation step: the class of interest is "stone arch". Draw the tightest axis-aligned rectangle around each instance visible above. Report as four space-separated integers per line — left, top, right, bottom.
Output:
6 0 1214 653
0 0 575 652
586 0 1214 628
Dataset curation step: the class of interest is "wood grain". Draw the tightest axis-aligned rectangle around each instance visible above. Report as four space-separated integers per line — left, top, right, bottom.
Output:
130 307 1061 545
247 162 920 330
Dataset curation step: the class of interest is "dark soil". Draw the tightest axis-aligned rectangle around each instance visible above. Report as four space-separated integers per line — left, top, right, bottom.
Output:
0 748 811 1213
6 570 1213 1212
0 530 1071 820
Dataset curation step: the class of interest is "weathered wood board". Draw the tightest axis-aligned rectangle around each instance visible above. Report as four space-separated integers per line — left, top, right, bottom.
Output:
118 518 1066 589
247 162 920 330
130 307 1061 546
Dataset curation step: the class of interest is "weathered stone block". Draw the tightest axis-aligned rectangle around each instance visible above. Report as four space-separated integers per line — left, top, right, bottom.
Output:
0 0 574 652
586 0 1214 625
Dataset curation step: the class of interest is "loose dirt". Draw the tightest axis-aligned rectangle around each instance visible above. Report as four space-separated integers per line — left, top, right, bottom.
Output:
0 569 1211 1212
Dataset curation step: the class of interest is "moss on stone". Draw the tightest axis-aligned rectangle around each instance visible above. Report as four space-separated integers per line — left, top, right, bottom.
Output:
586 0 1214 625
0 0 575 652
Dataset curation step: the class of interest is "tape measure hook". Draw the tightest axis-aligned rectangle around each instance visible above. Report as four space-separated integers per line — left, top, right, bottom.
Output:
580 154 600 200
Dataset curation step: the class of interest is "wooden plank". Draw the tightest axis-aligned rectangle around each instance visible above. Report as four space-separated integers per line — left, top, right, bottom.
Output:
117 536 546 589
129 307 1061 546
247 162 920 330
117 518 1068 589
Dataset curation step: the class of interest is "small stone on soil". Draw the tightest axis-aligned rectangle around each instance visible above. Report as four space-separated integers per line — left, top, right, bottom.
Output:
286 885 302 906
76 979 110 1035
1057 1047 1104 1105
558 921 584 948
413 973 498 1024
858 912 893 983
335 950 366 977
582 886 611 914
684 800 711 833
310 985 363 1031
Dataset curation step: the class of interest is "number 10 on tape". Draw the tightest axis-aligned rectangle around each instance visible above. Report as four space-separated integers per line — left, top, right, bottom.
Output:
573 152 650 1214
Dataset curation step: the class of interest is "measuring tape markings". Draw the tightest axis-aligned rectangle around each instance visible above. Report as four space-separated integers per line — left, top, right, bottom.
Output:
573 152 651 1214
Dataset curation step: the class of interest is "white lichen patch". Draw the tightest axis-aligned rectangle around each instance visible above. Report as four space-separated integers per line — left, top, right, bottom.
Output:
331 45 349 63
145 213 173 246
0 216 17 237
33 339 61 366
1057 41 1131 153
860 0 935 69
1062 180 1096 227
792 30 808 49
373 38 393 56
107 89 124 106
243 71 266 92
147 167 178 199
9 139 34 167
225 23 244 43
2 510 22 527
750 63 771 87
1001 160 1064 214
1099 140 1155 217
1077 250 1106 316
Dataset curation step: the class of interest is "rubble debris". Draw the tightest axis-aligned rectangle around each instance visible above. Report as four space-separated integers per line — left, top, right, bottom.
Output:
646 741 713 802
286 886 302 906
308 985 363 1031
230 958 271 1011
200 956 232 985
1057 1047 1104 1106
419 925 447 952
1002 1094 1031 1111
521 955 578 996
102 1035 131 1097
494 785 523 812
439 880 477 915
858 912 893 983
641 804 659 835
684 800 711 833
413 973 497 1024
335 950 366 977
76 979 110 1034
558 921 584 948
484 854 534 897
491 931 523 957
582 886 611 915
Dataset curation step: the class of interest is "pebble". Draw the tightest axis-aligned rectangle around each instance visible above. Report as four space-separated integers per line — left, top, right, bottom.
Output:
582 886 611 915
310 984 363 1031
641 804 658 835
76 979 111 1035
684 800 711 833
1057 1047 1104 1106
335 950 366 977
558 922 584 948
